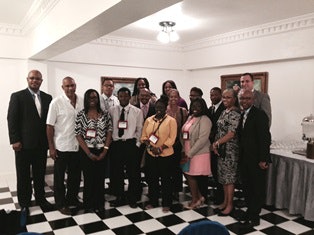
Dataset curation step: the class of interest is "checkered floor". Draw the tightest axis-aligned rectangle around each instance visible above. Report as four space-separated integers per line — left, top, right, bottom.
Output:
1 171 314 235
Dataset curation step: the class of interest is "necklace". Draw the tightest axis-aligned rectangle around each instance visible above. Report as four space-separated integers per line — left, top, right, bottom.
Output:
167 106 178 118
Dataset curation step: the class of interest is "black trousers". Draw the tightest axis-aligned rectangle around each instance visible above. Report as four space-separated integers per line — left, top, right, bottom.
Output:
81 148 105 210
172 140 183 193
145 153 174 207
15 148 47 207
110 139 141 203
54 150 81 209
210 151 224 201
240 160 267 220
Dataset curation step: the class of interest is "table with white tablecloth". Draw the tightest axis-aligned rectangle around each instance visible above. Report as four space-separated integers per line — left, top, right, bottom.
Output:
266 149 314 221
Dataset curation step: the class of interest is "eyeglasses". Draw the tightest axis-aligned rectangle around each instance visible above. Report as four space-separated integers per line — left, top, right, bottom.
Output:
28 77 42 81
239 97 253 100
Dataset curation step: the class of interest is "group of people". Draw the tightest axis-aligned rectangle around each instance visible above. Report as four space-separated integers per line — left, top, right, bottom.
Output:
7 71 271 228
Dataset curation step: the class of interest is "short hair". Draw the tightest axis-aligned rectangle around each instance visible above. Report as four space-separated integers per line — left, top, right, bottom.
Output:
62 76 75 83
118 87 131 96
168 88 180 97
242 72 254 81
132 77 150 96
162 80 177 95
190 87 203 96
102 77 114 85
190 98 208 116
210 87 222 94
84 89 101 113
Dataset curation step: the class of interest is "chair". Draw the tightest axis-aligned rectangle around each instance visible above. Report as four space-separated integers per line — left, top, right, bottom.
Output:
178 220 230 235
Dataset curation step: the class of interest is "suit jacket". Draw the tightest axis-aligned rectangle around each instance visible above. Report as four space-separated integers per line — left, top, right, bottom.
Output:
253 90 271 127
135 103 156 121
207 102 225 143
239 106 271 165
7 88 52 150
181 115 212 158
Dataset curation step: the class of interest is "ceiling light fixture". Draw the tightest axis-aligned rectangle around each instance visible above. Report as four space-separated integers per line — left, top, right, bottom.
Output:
157 21 179 44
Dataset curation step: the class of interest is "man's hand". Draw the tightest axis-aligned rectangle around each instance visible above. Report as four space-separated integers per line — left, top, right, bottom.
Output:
12 142 22 151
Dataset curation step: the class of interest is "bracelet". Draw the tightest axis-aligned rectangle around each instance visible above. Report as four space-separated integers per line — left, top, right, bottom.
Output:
88 152 93 158
215 141 220 148
104 146 109 150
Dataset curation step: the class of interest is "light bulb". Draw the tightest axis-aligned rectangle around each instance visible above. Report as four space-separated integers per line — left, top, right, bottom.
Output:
169 31 179 42
157 31 170 43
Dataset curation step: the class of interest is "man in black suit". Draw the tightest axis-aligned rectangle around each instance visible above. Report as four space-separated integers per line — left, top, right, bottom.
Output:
135 88 156 120
238 90 271 227
7 70 53 214
207 87 225 204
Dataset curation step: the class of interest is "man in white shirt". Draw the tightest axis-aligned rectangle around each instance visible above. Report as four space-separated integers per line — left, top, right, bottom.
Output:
100 78 119 111
240 73 271 126
46 77 83 215
109 87 143 208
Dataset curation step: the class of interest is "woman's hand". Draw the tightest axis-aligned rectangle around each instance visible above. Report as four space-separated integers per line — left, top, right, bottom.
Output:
151 146 162 155
212 141 219 155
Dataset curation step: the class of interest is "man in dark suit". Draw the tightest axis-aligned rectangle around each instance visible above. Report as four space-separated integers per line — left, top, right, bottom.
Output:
7 70 53 214
240 72 272 126
207 87 225 204
238 90 271 227
135 88 156 120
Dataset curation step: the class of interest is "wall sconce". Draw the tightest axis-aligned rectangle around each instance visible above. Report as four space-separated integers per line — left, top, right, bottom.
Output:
157 21 179 43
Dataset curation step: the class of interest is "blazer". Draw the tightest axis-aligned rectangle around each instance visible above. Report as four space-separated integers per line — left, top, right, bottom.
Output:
207 102 225 143
135 103 156 121
181 115 212 158
253 90 271 127
7 88 52 150
239 106 271 164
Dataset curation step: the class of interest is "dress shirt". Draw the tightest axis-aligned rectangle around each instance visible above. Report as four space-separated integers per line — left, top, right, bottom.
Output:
109 104 143 146
140 102 149 118
100 94 119 111
242 106 252 128
47 94 83 151
213 101 222 113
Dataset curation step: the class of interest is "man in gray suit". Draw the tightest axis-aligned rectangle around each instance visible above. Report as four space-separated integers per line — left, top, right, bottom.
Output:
240 73 271 126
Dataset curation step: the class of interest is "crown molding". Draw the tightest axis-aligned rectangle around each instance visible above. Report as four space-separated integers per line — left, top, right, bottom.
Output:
91 36 183 52
0 0 60 36
183 13 314 52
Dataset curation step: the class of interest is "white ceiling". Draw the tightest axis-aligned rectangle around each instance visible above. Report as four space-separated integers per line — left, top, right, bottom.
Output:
1 0 314 44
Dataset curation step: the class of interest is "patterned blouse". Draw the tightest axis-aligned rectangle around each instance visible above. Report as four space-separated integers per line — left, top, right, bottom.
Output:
75 109 112 147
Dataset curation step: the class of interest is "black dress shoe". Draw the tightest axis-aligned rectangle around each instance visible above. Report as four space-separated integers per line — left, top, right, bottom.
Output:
58 207 72 215
241 219 260 227
38 200 54 211
129 202 137 208
109 197 125 207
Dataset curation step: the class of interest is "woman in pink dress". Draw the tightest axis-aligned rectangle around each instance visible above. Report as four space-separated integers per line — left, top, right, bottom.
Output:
181 98 212 209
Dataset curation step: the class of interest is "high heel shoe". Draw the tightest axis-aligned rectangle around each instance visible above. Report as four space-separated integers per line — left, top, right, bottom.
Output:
218 208 234 217
184 201 201 209
213 207 225 214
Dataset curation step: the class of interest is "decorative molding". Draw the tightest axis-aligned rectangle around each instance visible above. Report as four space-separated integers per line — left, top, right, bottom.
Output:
92 36 183 52
0 0 60 36
183 13 314 52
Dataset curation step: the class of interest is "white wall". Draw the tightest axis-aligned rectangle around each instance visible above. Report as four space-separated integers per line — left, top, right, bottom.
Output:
189 58 314 141
1 24 314 175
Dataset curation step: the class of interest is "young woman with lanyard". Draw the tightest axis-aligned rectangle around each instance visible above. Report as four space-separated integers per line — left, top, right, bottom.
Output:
141 95 177 213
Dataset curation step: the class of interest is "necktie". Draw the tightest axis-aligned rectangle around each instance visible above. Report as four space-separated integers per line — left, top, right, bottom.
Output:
142 104 148 118
118 108 125 137
104 98 110 110
242 111 247 128
212 105 215 115
34 94 41 117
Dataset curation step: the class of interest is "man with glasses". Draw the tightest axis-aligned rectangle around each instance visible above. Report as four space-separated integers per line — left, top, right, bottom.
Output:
7 70 53 215
100 78 119 111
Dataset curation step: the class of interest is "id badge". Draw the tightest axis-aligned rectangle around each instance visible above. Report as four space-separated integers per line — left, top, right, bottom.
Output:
149 134 159 144
86 129 96 138
183 131 189 140
118 121 128 129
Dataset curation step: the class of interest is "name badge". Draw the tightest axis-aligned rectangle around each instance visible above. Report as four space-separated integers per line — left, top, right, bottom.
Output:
149 134 159 144
183 131 189 140
86 129 96 138
118 121 128 129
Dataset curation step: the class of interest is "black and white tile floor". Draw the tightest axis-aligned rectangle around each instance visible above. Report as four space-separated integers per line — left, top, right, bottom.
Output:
1 172 314 235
